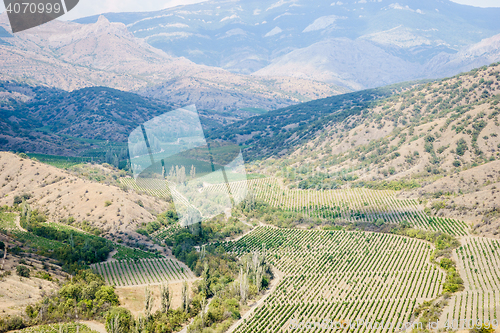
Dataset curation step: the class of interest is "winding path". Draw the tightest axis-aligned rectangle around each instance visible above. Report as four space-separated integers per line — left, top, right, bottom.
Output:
225 266 283 333
14 215 27 232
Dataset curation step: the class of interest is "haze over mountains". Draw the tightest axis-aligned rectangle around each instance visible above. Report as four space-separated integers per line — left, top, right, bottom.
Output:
76 0 500 90
0 13 345 113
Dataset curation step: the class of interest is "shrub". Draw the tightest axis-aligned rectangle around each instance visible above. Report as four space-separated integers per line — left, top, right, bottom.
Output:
456 139 468 156
13 193 31 205
375 218 385 227
105 307 133 333
0 315 25 332
104 200 112 207
16 265 30 278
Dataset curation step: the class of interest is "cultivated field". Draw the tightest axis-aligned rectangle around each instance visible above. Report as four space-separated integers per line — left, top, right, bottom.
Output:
12 323 99 333
91 258 195 287
122 177 470 236
207 178 469 236
439 236 500 326
219 226 444 332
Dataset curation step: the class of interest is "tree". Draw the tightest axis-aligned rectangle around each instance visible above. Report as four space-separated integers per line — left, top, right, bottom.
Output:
190 165 196 179
181 281 189 312
256 265 263 292
160 283 170 313
144 286 153 319
95 286 119 306
105 307 133 333
239 267 248 303
107 315 120 333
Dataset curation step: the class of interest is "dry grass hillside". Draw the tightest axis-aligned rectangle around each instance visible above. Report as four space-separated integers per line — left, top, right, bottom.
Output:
0 152 168 238
290 64 500 175
263 63 500 235
400 160 500 236
0 231 67 316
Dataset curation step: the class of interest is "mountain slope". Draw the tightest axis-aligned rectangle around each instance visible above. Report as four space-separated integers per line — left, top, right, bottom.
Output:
74 0 500 89
0 14 347 112
207 80 418 160
241 63 500 235
0 83 176 155
0 152 169 236
252 38 421 90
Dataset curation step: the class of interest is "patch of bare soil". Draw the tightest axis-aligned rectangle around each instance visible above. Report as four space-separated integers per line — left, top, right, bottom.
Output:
115 281 197 317
401 160 500 238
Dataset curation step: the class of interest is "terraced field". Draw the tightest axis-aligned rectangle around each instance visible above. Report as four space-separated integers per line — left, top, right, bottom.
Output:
439 236 500 327
206 178 469 236
91 258 195 287
123 177 469 236
218 226 444 332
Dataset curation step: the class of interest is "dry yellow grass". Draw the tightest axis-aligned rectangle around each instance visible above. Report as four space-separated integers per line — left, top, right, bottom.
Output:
0 152 169 238
115 281 197 317
0 253 66 316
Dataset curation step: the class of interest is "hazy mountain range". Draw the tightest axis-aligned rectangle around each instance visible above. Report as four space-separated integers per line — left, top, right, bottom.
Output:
75 0 500 90
0 13 346 113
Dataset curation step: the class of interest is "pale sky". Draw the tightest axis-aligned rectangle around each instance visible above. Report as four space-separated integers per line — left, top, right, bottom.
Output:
0 0 499 21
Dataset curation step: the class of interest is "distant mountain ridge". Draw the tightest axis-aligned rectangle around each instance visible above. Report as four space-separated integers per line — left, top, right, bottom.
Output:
75 0 500 90
0 13 346 113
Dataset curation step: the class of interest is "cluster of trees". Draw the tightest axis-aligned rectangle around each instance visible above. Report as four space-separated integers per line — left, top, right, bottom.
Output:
0 271 119 333
17 201 112 272
136 204 273 332
100 243 271 333
105 282 191 333
186 247 271 333
137 209 179 236
353 179 420 191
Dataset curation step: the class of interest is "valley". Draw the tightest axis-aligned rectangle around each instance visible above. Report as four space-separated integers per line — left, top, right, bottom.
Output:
2 1 500 332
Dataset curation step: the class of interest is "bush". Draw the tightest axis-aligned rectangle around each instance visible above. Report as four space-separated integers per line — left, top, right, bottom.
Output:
104 201 112 207
456 138 468 156
452 160 461 167
0 316 25 332
470 324 495 333
16 265 30 278
13 193 31 205
439 258 454 270
375 218 385 227
105 307 133 333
